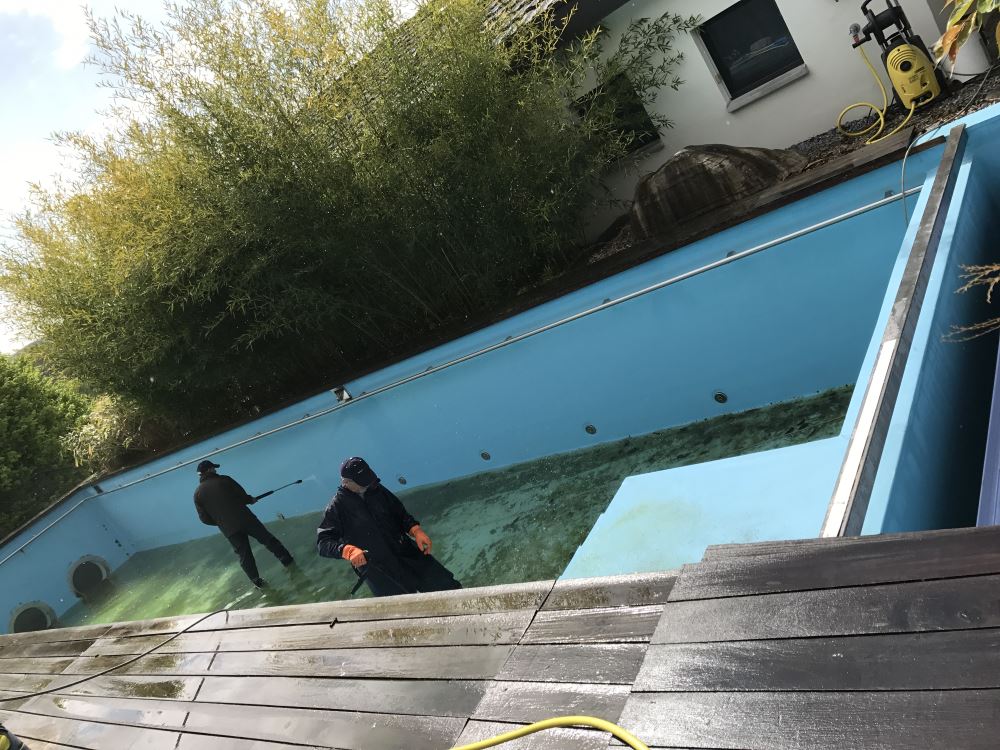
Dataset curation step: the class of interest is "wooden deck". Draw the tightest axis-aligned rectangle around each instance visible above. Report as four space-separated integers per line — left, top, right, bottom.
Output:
2 526 1000 748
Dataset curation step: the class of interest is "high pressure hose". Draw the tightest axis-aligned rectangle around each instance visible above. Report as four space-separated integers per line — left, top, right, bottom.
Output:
451 715 650 750
837 46 919 144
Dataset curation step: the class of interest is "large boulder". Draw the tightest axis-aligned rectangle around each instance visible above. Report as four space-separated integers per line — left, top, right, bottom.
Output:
629 144 807 241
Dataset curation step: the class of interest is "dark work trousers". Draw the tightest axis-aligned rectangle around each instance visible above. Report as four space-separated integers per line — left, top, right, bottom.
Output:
359 555 462 597
226 516 293 582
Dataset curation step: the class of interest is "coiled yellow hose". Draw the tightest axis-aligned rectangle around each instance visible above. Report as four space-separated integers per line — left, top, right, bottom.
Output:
836 46 918 145
451 715 649 750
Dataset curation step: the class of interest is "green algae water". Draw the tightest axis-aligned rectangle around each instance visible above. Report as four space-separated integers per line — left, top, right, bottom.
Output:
60 386 851 626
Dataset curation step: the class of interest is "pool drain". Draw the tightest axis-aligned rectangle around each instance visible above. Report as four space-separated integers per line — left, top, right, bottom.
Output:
714 391 729 404
69 556 111 598
480 451 491 461
9 602 56 633
585 424 598 435
397 476 408 485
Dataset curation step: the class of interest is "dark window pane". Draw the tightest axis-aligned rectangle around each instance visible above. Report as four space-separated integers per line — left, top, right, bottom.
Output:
700 0 804 99
576 74 659 154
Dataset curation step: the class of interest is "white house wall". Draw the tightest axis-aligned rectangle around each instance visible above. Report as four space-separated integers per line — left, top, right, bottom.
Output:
585 0 988 238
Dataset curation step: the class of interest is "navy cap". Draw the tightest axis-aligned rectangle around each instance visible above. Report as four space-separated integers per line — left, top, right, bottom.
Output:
341 457 378 487
197 460 220 473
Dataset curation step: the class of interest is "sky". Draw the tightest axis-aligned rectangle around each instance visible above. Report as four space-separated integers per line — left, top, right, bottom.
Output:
0 0 164 353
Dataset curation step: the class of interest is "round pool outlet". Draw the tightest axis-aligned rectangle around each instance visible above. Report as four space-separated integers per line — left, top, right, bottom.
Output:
397 476 408 485
480 451 491 461
68 555 111 598
585 424 598 435
714 391 729 404
9 601 56 633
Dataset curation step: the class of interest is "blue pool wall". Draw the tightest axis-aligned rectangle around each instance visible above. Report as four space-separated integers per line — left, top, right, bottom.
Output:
0 145 942 632
862 106 1000 535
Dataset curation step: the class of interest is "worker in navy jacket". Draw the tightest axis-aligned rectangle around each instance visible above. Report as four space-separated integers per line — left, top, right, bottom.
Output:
316 457 461 597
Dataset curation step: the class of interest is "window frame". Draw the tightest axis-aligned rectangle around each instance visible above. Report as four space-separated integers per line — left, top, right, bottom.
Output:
692 0 808 113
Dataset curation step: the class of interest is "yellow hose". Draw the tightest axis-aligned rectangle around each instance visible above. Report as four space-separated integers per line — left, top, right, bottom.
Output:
451 715 649 750
836 46 917 145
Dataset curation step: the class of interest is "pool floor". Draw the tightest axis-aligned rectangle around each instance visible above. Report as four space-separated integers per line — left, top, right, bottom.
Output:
60 386 851 626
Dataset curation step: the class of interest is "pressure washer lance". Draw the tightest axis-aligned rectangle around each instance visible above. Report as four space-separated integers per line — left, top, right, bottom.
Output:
327 551 416 626
252 478 303 502
0 725 28 750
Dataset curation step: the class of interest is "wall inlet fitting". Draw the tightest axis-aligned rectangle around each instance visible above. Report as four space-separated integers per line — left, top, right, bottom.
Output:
9 601 56 633
714 391 729 404
68 555 111 598
332 386 352 403
480 451 492 461
397 476 408 485
585 424 598 435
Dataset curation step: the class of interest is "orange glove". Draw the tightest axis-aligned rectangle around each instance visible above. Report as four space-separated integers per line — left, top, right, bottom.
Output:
410 525 432 555
342 544 367 567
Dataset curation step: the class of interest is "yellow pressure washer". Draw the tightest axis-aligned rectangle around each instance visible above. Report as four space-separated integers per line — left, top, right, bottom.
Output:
838 0 945 143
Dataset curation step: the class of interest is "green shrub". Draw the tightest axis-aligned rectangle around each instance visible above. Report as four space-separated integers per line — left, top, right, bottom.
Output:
2 0 696 426
0 356 89 538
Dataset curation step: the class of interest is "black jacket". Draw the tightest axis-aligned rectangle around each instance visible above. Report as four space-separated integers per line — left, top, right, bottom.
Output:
316 484 420 569
193 474 259 536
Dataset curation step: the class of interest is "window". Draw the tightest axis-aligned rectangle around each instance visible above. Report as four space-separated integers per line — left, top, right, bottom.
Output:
577 74 660 155
695 0 807 111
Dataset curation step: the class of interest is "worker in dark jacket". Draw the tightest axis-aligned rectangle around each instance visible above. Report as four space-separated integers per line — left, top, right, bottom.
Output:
194 460 294 588
317 457 461 597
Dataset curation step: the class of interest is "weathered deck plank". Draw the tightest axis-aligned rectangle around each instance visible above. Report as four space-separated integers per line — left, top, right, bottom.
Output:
208 644 514 679
0 657 85 676
13 694 465 750
64 652 216 676
455 720 610 750
176 738 330 750
619 690 1000 749
0 639 96 659
95 580 554 639
497 644 646 684
0 673 202 701
34 646 511 680
669 525 1000 601
82 610 535 656
195 675 487 716
472 681 631 723
0 623 113 645
636 629 1000 692
520 605 662 644
541 573 677 611
700 524 997 561
0 708 180 749
652 574 1000 643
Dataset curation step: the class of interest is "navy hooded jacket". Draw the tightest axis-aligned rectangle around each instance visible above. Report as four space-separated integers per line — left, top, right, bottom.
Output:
316 483 420 568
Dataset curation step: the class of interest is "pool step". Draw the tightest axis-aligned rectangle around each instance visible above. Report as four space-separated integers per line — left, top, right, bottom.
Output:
618 524 1000 749
675 524 1000 601
700 524 988 561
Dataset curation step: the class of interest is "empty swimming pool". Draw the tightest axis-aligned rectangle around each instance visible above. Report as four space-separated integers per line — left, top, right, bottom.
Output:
7 104 1000 632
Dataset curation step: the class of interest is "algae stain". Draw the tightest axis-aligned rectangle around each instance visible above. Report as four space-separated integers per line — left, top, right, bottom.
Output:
108 678 187 699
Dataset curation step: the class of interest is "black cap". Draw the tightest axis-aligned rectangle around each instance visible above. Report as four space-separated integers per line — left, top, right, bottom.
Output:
341 456 378 487
197 460 220 473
